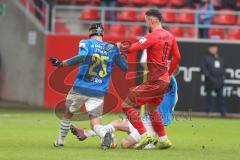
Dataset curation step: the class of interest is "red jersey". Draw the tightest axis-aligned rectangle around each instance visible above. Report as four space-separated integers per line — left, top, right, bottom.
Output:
127 28 181 80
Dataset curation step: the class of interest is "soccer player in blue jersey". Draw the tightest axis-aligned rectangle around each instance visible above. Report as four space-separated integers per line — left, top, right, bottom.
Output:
70 65 179 149
49 23 128 149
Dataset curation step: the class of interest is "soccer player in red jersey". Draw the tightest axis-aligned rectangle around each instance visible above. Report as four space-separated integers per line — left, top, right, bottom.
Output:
117 9 181 149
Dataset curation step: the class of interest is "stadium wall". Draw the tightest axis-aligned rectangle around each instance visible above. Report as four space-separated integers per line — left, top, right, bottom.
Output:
0 0 45 106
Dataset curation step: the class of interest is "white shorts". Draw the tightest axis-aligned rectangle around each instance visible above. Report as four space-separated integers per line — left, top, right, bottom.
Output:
65 88 104 117
128 119 156 143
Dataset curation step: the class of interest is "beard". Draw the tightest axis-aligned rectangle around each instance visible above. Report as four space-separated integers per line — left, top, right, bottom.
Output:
148 27 152 33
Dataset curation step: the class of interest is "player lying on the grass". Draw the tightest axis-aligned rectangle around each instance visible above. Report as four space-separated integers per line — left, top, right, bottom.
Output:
116 9 181 149
70 66 179 149
49 23 128 149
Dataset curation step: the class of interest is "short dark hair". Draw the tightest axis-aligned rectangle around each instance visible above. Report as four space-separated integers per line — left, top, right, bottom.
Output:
88 23 104 37
145 9 162 22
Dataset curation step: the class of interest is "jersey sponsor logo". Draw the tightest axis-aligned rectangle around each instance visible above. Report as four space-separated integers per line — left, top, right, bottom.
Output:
139 37 147 44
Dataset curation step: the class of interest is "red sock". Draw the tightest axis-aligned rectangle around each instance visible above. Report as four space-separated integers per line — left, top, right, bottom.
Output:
122 107 147 135
149 110 166 137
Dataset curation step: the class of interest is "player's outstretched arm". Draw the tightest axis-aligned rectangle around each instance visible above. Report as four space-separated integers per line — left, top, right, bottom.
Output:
63 55 89 66
49 55 89 67
114 53 128 72
118 42 142 54
49 57 65 67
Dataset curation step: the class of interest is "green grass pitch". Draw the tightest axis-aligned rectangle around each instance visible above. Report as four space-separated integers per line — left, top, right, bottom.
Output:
0 108 240 160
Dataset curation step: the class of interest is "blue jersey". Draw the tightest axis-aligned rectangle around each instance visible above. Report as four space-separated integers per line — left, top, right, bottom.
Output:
67 38 127 97
158 76 178 126
144 76 178 126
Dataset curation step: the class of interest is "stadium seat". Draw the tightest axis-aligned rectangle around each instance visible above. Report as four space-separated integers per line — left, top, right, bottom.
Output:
169 0 185 7
178 7 195 24
55 23 70 34
208 28 225 39
116 7 137 21
212 9 236 25
103 24 109 35
167 27 184 37
107 24 126 37
79 6 100 20
128 25 144 37
227 29 240 40
136 7 149 21
21 0 35 15
148 0 169 6
186 27 196 38
237 15 240 25
161 7 177 23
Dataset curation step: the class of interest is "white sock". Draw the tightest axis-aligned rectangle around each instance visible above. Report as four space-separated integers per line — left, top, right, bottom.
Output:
104 124 115 133
93 124 107 139
58 119 71 142
84 130 97 137
159 136 168 142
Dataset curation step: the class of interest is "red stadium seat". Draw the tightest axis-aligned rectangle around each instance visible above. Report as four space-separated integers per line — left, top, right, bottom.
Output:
178 7 195 24
55 23 70 34
167 27 184 37
79 6 100 20
103 24 109 35
116 7 137 21
21 0 35 15
136 7 149 21
186 27 196 38
212 9 236 25
169 0 185 7
107 24 126 37
208 28 225 39
131 0 148 5
227 29 240 40
128 25 144 37
161 7 177 23
236 15 240 25
148 0 169 6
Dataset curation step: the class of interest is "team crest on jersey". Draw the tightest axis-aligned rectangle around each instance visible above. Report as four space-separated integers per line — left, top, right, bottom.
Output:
139 37 147 44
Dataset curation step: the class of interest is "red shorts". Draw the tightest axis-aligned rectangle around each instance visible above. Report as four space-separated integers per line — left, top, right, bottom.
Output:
127 80 170 107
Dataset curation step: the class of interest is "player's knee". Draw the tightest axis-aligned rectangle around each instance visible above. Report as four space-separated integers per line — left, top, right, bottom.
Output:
63 109 73 119
121 139 130 149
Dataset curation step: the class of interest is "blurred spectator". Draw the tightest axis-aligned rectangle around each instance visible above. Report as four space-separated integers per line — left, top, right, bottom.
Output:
200 44 226 117
222 0 237 10
100 0 116 21
197 0 214 38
